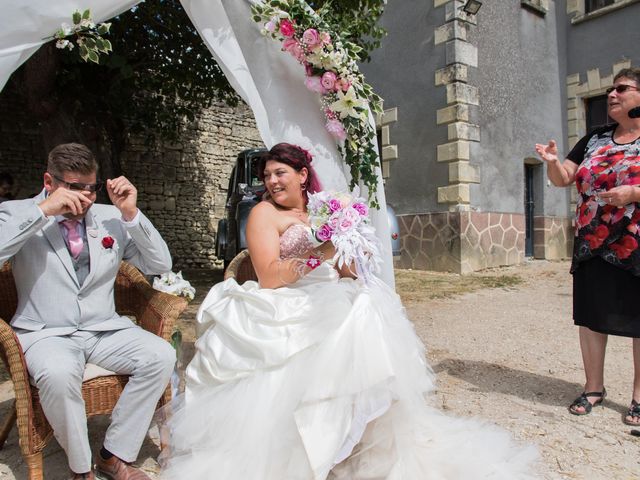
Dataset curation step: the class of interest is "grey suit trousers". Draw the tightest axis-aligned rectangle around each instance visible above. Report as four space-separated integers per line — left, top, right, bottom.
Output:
24 327 176 473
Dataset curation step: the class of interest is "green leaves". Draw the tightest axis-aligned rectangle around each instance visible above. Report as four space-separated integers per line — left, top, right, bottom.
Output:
54 9 112 64
97 23 111 35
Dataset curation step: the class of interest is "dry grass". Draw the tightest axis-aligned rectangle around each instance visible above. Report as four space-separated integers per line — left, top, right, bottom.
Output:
394 268 523 303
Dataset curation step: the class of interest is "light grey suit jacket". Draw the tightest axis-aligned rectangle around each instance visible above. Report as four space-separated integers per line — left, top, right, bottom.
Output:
0 189 172 351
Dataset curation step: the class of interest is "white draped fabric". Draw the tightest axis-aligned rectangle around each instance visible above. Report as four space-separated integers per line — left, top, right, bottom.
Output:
0 0 394 286
0 0 138 91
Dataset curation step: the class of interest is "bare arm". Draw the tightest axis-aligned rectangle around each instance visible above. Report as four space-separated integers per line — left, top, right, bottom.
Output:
534 140 579 187
246 203 347 289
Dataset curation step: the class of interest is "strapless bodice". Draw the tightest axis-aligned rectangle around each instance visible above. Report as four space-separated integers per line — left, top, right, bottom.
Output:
279 223 315 259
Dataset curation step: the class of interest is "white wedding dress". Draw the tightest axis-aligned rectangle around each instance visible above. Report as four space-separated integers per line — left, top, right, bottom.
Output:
160 224 538 479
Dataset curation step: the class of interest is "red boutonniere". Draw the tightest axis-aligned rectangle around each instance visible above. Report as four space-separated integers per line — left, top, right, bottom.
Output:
102 236 115 249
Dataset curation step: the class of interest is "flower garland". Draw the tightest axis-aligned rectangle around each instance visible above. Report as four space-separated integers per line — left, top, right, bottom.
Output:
51 9 112 64
251 0 384 207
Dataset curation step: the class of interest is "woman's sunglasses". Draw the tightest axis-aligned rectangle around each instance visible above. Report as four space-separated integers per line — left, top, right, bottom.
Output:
606 85 639 95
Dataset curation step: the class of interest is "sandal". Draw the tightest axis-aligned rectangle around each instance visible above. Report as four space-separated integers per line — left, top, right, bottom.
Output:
568 388 607 416
623 399 640 425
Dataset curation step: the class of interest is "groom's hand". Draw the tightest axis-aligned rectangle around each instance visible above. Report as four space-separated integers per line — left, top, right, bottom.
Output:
39 188 93 217
107 176 138 221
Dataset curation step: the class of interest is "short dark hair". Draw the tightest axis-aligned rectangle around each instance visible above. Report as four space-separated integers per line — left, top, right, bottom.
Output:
47 143 98 178
613 67 640 86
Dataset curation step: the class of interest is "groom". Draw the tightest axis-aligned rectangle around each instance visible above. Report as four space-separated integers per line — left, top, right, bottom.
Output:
0 143 176 480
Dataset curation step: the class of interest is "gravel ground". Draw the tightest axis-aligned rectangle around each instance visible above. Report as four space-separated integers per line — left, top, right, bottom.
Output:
0 260 638 479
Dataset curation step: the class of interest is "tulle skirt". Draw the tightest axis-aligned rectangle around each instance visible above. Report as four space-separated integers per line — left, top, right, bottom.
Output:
159 264 538 479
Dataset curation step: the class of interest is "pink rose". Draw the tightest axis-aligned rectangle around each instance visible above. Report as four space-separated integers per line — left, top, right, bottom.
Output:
282 38 297 52
325 119 347 141
291 43 305 61
302 28 320 47
315 224 333 242
335 78 351 92
321 71 337 90
328 213 341 229
353 203 368 216
304 76 327 94
328 198 342 212
339 218 354 232
320 31 331 45
279 19 295 38
344 207 361 224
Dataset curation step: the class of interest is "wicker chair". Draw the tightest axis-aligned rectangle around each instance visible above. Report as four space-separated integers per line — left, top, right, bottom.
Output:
0 261 188 480
224 249 259 283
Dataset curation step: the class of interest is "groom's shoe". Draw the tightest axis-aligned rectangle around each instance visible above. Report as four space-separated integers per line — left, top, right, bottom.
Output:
95 455 151 480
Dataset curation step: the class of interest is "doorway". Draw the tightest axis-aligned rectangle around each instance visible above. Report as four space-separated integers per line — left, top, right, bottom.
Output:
524 164 535 257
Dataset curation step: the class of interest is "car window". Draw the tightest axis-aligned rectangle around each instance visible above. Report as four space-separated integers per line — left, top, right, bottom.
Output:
250 157 263 187
236 157 246 186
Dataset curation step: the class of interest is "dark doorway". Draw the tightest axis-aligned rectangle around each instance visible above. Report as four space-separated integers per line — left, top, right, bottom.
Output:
524 164 535 256
586 95 610 131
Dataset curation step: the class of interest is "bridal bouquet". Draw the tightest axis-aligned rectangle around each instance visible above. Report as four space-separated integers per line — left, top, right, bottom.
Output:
307 189 381 284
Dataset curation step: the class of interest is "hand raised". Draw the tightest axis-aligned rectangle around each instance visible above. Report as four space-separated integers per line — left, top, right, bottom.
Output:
38 188 93 218
535 140 559 163
107 176 138 221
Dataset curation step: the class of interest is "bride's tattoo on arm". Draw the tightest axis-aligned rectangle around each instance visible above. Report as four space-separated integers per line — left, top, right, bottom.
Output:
277 251 326 285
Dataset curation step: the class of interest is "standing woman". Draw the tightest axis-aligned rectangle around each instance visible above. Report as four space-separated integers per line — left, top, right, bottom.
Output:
536 68 640 425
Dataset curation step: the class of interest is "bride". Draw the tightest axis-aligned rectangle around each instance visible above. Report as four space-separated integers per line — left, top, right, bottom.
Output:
160 143 538 479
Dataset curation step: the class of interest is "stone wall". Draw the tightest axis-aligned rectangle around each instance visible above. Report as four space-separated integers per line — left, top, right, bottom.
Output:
0 96 262 270
397 211 527 274
121 102 262 269
533 216 573 260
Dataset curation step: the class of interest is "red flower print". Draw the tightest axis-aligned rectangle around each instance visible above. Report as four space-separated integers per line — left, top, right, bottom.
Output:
595 145 613 156
575 168 592 194
102 236 115 249
628 210 640 235
610 235 638 260
577 200 597 229
600 204 625 224
607 150 625 165
584 225 609 249
620 164 640 186
594 172 617 191
591 158 613 175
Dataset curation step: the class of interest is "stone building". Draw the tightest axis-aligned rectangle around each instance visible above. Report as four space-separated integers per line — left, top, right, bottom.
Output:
0 89 262 270
363 0 640 272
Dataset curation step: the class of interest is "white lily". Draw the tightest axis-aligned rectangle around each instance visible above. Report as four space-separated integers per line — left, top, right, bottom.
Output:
330 86 366 119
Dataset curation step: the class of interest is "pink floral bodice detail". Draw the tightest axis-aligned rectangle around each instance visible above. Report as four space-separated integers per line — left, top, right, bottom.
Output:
279 224 314 259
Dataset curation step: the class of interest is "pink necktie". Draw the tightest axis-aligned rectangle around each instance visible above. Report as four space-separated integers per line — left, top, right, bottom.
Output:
61 219 83 259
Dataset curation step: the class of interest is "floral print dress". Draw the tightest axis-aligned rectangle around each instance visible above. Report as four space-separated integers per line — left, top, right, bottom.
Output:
569 125 640 275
